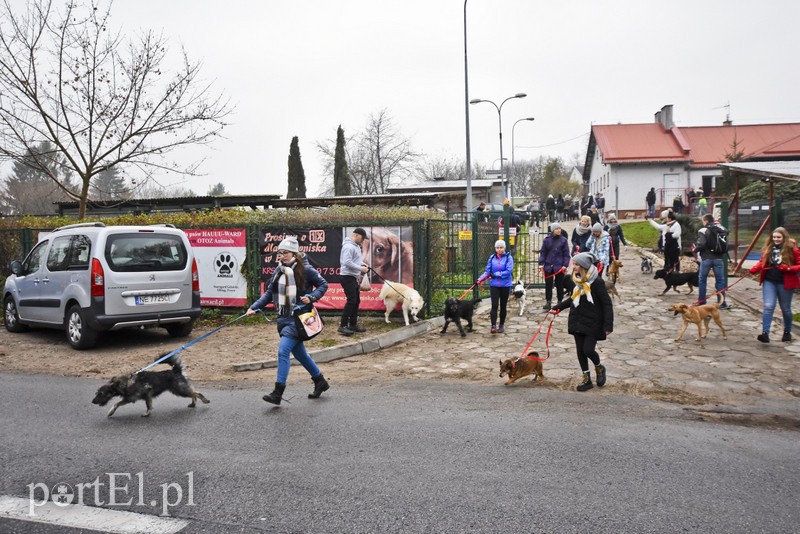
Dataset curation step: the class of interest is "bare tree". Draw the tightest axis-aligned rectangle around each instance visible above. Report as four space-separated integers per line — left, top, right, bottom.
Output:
317 109 418 195
0 0 231 219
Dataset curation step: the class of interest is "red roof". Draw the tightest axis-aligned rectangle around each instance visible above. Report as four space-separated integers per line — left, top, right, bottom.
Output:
593 122 800 168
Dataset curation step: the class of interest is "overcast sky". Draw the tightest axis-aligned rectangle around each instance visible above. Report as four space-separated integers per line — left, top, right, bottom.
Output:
8 0 800 198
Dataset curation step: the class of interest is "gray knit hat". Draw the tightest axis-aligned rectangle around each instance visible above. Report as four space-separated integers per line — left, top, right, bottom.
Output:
592 222 603 233
550 222 561 231
277 236 299 253
572 252 596 269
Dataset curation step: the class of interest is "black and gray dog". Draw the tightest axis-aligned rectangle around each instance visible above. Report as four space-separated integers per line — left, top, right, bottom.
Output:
441 296 481 337
92 354 209 417
653 268 698 295
641 257 653 274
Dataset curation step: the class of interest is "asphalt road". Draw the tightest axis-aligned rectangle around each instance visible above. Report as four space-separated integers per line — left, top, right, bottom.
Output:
1 374 798 533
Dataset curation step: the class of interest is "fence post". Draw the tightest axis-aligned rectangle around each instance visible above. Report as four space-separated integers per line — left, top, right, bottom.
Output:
720 200 729 288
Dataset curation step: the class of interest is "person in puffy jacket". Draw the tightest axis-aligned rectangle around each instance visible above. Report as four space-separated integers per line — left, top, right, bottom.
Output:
477 240 514 334
538 222 571 309
552 252 613 392
749 227 800 343
246 236 330 405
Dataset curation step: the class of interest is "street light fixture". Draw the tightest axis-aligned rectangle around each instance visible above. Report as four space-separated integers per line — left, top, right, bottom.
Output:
470 93 527 200
511 117 535 199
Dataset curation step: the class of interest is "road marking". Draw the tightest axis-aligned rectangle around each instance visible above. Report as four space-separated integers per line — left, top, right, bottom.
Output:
0 495 189 533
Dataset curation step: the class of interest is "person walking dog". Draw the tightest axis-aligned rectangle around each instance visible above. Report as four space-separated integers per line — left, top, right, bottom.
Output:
749 227 800 343
246 237 330 404
338 227 369 336
538 222 571 310
551 252 613 391
477 239 514 334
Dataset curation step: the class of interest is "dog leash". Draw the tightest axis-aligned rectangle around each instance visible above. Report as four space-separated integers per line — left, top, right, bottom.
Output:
540 266 566 280
367 266 407 300
456 281 480 301
685 269 760 307
135 313 248 373
516 309 560 363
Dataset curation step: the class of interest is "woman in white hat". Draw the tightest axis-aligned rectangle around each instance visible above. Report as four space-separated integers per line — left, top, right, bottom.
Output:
246 236 330 405
551 252 613 391
477 239 514 334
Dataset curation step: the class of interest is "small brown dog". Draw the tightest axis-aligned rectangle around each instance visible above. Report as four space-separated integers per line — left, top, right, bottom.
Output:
499 352 545 385
606 259 623 300
670 303 728 341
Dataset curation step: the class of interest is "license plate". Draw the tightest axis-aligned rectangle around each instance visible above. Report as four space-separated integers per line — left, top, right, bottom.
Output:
135 294 171 305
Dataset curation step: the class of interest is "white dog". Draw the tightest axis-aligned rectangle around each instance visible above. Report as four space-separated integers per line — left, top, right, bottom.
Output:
379 281 424 326
512 281 527 316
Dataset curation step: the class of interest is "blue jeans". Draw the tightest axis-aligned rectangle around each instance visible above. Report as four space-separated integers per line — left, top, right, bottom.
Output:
646 204 655 218
277 332 321 384
698 258 726 305
762 279 794 334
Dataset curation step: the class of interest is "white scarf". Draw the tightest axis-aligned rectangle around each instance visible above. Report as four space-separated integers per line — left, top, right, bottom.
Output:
275 259 297 315
569 265 598 307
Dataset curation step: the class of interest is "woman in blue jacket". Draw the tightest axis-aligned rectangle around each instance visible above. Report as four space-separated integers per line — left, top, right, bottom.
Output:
478 240 514 334
246 236 329 405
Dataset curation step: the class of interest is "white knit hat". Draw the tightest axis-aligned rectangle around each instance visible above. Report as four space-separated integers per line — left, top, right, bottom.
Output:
277 236 299 253
494 239 506 249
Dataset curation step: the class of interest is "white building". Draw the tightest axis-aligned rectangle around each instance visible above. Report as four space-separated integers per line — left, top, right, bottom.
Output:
583 105 800 215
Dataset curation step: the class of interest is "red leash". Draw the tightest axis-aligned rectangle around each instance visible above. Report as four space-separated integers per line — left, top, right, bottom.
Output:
687 271 753 307
517 309 560 362
541 266 566 279
456 281 481 301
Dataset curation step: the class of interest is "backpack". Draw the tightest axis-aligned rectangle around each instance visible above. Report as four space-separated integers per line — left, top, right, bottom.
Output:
706 224 728 254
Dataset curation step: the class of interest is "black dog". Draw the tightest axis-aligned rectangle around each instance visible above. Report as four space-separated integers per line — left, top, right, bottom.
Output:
92 354 209 417
654 268 698 295
441 297 481 337
641 257 653 273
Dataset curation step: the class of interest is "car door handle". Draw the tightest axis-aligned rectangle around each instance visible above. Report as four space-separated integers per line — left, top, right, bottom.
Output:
42 277 50 284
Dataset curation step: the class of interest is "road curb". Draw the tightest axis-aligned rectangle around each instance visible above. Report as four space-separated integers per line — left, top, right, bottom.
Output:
231 315 447 372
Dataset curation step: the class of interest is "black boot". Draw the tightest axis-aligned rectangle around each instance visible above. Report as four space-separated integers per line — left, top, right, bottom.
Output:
308 374 330 399
595 364 607 387
262 382 286 405
576 372 593 392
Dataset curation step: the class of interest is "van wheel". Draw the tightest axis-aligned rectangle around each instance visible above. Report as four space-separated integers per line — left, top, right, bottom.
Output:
166 321 194 338
4 296 28 333
66 304 98 350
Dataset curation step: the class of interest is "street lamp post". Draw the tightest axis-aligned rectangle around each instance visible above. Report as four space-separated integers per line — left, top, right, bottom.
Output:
470 92 527 200
463 0 473 213
511 117 535 199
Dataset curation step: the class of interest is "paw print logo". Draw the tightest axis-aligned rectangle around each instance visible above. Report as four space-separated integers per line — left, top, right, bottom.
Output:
215 253 236 275
51 482 74 506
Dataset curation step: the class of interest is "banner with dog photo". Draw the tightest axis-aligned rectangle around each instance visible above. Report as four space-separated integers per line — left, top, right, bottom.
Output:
258 226 415 311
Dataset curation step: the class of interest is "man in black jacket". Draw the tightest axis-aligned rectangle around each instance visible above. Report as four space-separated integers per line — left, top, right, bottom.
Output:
696 214 730 309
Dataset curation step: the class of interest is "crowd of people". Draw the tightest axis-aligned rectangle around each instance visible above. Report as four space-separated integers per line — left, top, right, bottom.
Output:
243 197 798 403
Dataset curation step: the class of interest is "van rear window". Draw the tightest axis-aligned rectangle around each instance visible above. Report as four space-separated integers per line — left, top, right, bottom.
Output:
105 234 188 272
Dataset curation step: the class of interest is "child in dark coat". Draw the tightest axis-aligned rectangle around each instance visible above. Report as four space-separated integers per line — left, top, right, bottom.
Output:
552 252 614 391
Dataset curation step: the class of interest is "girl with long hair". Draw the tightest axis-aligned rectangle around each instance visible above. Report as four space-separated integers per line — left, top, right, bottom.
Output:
246 236 330 404
749 227 800 343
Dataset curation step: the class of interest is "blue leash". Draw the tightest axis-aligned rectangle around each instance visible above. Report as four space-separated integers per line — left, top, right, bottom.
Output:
135 312 249 373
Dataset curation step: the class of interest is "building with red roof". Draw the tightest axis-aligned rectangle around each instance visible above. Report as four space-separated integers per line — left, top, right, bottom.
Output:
583 105 800 214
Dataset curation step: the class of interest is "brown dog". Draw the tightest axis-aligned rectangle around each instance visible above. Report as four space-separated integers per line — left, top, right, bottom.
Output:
606 259 623 301
499 352 545 385
670 303 728 341
361 227 415 285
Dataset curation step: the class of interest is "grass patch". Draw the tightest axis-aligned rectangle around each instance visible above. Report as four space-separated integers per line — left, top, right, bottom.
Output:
620 221 660 249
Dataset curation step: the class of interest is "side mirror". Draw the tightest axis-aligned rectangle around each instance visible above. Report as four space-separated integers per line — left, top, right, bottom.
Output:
10 260 22 276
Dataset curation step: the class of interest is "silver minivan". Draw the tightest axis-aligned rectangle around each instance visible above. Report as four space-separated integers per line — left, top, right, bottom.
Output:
3 222 201 349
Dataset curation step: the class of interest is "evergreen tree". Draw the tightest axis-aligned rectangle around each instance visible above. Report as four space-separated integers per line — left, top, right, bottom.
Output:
287 136 307 199
91 166 128 201
0 141 73 215
208 182 228 196
333 125 351 196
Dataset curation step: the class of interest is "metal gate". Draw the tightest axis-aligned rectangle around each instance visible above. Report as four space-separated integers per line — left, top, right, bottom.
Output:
422 211 550 316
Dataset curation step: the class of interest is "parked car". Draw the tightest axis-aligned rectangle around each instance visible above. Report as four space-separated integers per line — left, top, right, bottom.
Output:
3 222 201 349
